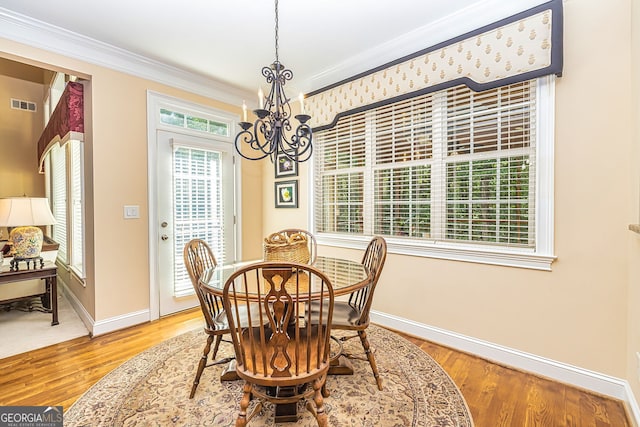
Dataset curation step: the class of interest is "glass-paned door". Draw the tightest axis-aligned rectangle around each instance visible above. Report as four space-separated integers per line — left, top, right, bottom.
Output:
157 130 235 316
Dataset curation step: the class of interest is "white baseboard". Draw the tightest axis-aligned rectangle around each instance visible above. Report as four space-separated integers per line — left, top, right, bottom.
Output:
92 309 150 337
60 283 150 337
370 310 640 426
59 282 93 334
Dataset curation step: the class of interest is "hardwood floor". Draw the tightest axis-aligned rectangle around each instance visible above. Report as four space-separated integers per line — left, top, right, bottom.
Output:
0 308 631 426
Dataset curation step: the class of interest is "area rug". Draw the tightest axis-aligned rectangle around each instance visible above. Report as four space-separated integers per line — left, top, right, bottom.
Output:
65 324 473 426
0 290 89 359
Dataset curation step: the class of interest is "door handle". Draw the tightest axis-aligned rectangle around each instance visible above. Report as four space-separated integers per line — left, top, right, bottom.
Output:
161 235 169 241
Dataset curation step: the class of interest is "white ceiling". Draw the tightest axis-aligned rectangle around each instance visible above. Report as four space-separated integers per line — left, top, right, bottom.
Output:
0 0 547 97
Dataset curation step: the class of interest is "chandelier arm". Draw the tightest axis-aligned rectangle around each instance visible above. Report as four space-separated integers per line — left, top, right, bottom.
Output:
234 130 271 161
233 118 277 161
291 125 314 160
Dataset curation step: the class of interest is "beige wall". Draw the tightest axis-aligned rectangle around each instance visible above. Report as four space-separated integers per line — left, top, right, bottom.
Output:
263 0 637 382
628 0 640 403
0 74 45 199
263 158 311 235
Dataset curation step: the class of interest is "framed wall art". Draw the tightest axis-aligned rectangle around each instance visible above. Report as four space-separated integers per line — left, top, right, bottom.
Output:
275 152 298 178
275 180 298 208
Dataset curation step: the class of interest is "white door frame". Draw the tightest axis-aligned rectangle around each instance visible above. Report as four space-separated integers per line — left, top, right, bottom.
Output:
146 91 242 321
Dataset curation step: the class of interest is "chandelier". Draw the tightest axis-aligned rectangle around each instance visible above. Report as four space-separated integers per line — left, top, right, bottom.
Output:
234 0 313 163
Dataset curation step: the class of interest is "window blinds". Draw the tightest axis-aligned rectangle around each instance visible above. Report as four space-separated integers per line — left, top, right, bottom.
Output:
443 82 535 247
70 140 84 275
172 145 225 297
314 113 366 234
314 80 536 249
50 144 67 262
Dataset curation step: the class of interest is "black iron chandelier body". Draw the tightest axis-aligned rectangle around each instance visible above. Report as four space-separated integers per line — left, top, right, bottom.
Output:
234 0 313 163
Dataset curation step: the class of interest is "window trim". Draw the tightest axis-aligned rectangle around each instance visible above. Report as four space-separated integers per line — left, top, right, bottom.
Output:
311 76 556 271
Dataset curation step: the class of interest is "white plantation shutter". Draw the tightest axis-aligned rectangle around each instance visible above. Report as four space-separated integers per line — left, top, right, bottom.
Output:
443 82 536 247
172 145 225 297
314 79 540 254
50 143 67 262
314 112 366 234
373 95 434 239
69 140 85 275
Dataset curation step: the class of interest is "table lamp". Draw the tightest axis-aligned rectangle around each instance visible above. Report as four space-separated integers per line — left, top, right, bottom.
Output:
0 197 57 259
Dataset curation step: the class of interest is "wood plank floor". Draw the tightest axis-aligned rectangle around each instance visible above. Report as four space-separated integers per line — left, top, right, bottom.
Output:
0 308 631 426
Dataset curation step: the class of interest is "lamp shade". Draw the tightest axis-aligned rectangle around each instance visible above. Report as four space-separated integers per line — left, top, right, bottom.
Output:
0 198 56 260
0 197 56 227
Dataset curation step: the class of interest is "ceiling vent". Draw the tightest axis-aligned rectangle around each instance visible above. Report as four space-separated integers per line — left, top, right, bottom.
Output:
10 98 37 112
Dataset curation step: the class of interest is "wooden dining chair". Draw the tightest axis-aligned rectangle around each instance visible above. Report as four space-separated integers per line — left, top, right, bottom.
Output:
183 238 235 399
332 236 387 390
222 261 334 427
274 228 318 264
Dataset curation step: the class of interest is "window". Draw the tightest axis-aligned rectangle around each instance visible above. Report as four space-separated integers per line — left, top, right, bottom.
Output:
42 74 86 279
313 77 555 270
69 140 84 275
160 108 230 137
46 139 85 279
50 143 67 262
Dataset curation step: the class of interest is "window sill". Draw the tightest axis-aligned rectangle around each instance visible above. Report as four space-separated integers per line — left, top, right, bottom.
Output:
629 224 640 235
317 234 556 271
69 266 86 286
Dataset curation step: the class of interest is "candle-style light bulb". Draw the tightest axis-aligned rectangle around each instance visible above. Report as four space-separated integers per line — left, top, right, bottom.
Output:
258 88 264 109
298 93 305 114
242 101 247 122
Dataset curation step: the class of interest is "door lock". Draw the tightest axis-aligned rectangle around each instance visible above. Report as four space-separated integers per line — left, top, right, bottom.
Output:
161 235 169 241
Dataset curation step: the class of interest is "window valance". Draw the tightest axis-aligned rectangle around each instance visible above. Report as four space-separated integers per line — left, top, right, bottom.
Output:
37 81 84 172
307 0 562 131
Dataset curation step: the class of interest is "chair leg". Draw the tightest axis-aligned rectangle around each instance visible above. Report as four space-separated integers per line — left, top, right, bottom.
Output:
190 334 214 399
306 375 328 427
235 382 252 427
211 334 223 360
358 329 383 391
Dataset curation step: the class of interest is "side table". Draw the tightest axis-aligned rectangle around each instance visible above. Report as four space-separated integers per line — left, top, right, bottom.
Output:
0 263 59 326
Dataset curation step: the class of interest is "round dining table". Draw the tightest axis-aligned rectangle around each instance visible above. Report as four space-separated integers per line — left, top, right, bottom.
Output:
198 255 370 298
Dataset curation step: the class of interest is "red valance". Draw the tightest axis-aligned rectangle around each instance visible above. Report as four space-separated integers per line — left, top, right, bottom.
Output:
37 81 84 171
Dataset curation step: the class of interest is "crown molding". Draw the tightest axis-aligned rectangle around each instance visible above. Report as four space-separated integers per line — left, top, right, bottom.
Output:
306 0 549 92
0 7 252 106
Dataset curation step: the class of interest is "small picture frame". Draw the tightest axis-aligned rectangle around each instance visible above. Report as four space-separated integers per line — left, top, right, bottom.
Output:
275 180 298 208
275 152 298 178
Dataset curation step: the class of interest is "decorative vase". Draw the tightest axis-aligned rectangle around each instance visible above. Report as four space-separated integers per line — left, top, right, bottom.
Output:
9 226 44 258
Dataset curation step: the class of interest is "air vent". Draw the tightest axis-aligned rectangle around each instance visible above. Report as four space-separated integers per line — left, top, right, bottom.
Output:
10 98 37 112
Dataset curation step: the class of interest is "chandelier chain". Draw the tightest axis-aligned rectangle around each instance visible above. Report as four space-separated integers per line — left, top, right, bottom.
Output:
274 0 279 63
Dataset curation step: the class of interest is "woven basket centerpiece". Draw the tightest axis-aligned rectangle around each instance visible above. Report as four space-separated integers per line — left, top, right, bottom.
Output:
263 232 310 264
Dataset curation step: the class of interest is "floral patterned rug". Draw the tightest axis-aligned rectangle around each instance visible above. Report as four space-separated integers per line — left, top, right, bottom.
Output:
65 325 473 426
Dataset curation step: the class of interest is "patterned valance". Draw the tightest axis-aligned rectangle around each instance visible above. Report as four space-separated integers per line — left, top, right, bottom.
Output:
37 81 84 172
307 0 562 131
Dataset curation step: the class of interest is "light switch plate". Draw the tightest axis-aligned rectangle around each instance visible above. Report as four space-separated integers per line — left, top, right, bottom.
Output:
124 205 140 219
